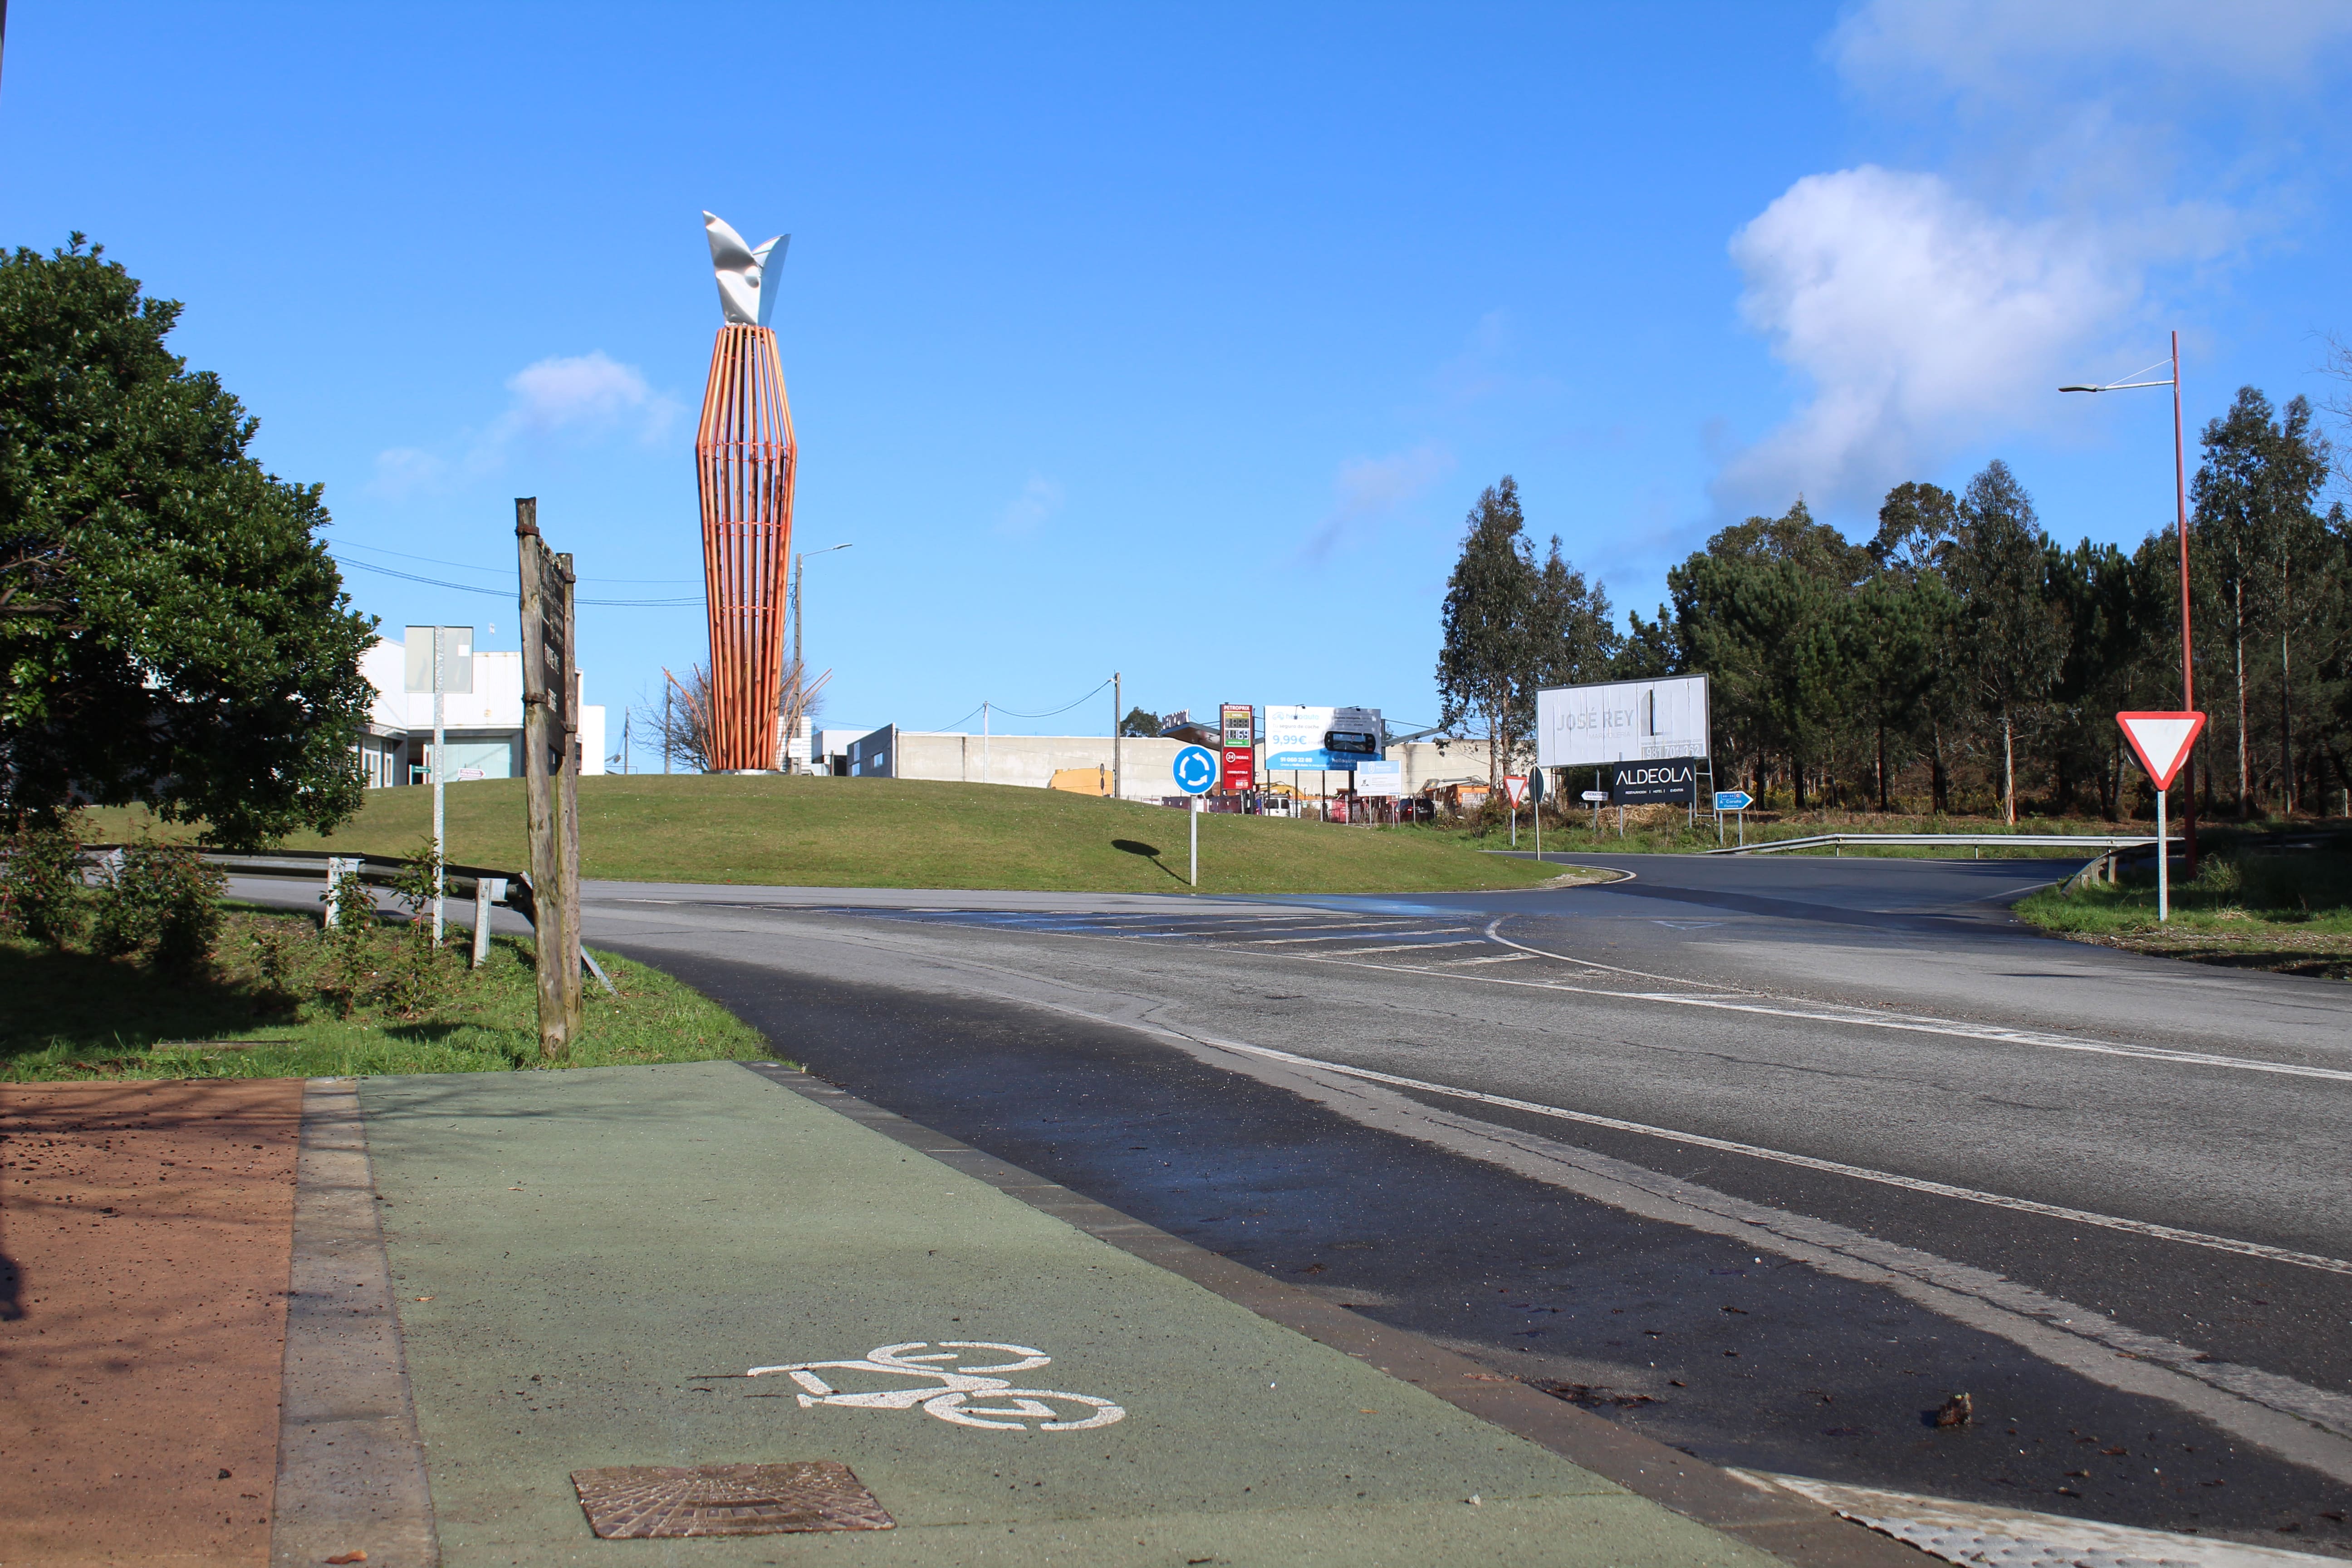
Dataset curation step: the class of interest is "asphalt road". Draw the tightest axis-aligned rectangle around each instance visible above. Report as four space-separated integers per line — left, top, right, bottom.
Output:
235 852 2352 1554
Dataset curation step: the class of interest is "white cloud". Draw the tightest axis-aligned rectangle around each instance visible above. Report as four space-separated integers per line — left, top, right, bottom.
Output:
1712 2 2352 521
1298 442 1455 562
1832 0 2352 104
371 446 446 499
498 351 676 442
997 474 1064 538
1715 166 2130 517
369 351 678 495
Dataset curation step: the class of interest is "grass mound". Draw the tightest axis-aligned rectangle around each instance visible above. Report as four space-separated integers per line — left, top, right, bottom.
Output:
1 903 770 1082
87 774 1572 895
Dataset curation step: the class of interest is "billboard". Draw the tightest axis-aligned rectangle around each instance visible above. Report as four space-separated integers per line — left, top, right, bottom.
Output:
1610 757 1699 806
1354 760 1404 797
1537 675 1709 768
1264 705 1383 771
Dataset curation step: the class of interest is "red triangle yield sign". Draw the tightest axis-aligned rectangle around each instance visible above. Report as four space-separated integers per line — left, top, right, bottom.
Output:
2116 710 2206 791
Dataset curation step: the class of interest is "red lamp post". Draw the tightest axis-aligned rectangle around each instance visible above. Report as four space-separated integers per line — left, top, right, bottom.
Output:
2062 330 2198 875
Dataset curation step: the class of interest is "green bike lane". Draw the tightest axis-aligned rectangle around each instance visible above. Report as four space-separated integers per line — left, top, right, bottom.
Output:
354 1061 1787 1566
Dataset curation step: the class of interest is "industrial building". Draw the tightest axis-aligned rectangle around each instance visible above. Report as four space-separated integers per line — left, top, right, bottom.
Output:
354 633 608 789
818 725 1492 804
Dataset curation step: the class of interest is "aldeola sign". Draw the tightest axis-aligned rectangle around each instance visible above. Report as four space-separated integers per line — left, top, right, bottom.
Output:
1610 757 1699 806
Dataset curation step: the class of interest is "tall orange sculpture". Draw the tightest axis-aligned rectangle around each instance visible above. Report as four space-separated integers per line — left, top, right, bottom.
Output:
695 211 796 771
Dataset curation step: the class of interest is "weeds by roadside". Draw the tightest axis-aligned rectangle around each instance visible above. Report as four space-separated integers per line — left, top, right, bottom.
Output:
2015 835 2352 980
1 821 773 1079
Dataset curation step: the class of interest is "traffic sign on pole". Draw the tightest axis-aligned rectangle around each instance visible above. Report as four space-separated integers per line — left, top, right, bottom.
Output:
2117 710 2205 923
1714 790 1753 812
1172 745 1217 795
1502 776 1529 808
2117 711 2205 791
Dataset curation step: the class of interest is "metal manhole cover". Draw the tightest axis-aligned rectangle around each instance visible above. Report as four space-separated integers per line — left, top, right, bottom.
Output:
570 1461 894 1538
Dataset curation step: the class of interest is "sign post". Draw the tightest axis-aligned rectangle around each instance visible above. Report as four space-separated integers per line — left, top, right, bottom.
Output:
1713 790 1753 848
517 499 582 1058
404 624 474 943
1502 775 1527 846
1529 767 1545 861
1220 704 1255 799
1172 744 1217 887
2117 711 2205 922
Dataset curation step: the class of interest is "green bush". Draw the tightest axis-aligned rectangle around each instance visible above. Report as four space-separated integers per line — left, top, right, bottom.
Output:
0 821 87 946
90 841 226 971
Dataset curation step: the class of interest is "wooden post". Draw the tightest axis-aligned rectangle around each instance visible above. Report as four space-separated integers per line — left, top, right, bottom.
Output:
560 580 584 1041
517 498 581 1060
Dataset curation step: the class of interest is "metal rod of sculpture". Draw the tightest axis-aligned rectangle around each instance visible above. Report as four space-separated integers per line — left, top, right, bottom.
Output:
695 211 797 771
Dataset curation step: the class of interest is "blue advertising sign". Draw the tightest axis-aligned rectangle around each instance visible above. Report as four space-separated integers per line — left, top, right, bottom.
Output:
1714 790 1754 812
1172 745 1218 795
1263 704 1383 771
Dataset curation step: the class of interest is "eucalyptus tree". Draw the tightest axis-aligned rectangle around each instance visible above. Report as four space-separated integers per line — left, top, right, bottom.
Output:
1436 478 1541 788
2190 387 2330 813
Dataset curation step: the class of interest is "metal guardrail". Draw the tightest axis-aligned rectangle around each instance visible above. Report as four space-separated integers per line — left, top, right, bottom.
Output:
1705 833 2171 858
69 845 612 990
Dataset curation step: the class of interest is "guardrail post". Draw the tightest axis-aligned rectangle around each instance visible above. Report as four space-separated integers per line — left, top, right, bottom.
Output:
472 877 507 968
321 856 359 926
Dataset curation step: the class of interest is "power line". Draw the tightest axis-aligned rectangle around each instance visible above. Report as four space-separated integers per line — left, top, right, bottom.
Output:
334 540 705 585
926 676 1115 734
333 555 703 608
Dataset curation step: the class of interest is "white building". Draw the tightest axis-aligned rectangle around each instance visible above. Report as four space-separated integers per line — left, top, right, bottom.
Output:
827 726 1491 803
355 634 607 789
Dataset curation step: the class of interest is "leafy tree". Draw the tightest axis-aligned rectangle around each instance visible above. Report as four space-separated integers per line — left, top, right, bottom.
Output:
1436 477 1539 787
1117 706 1163 739
0 237 376 846
1525 536 1619 691
1947 461 2063 823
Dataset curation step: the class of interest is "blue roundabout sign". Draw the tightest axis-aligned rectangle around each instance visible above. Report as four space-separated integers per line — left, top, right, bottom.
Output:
1172 745 1218 795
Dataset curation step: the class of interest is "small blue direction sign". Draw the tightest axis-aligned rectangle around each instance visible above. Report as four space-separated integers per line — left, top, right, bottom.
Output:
1714 790 1754 812
1172 745 1218 795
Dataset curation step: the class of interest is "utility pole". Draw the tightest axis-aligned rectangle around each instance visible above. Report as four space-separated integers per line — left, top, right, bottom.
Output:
982 700 990 784
431 625 446 943
1112 671 1122 803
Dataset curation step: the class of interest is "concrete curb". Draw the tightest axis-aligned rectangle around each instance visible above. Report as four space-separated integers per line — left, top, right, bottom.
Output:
270 1078 441 1568
742 1062 1919 1568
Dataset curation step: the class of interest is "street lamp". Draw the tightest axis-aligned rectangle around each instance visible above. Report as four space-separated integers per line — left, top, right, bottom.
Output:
2062 329 2197 875
789 542 851 769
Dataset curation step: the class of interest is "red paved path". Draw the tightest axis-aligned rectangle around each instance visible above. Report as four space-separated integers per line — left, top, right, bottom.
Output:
0 1079 303 1567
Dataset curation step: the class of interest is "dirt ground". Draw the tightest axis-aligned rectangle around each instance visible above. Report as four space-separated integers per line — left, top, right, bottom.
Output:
0 1078 303 1567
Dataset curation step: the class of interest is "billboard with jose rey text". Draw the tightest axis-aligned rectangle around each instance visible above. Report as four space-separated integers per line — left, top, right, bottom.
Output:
1264 706 1383 771
1536 675 1710 769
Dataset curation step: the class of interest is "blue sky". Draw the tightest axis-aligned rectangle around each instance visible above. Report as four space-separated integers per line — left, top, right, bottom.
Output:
7 2 2351 753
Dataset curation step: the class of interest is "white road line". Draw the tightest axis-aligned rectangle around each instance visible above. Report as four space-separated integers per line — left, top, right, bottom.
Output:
1422 953 1537 967
1238 926 1454 944
1315 940 1486 957
1477 921 2352 1085
1192 1037 2352 1278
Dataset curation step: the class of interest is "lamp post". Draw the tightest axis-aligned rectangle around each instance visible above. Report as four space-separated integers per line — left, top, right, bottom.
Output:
2062 330 2198 876
789 542 851 770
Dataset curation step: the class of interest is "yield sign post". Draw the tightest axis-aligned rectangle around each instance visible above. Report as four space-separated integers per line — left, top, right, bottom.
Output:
2116 711 2206 922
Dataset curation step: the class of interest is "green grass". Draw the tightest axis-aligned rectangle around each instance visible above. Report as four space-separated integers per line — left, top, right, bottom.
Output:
83 774 1578 894
2014 831 2352 980
1 903 774 1082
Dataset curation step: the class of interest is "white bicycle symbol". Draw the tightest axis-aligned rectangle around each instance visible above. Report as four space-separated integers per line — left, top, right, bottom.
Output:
747 1340 1124 1432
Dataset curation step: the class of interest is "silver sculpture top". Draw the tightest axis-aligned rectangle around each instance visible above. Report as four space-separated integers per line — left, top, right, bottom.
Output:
703 211 789 328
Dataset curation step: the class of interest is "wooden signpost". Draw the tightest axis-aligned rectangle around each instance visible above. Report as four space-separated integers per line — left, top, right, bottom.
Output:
517 497 583 1058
